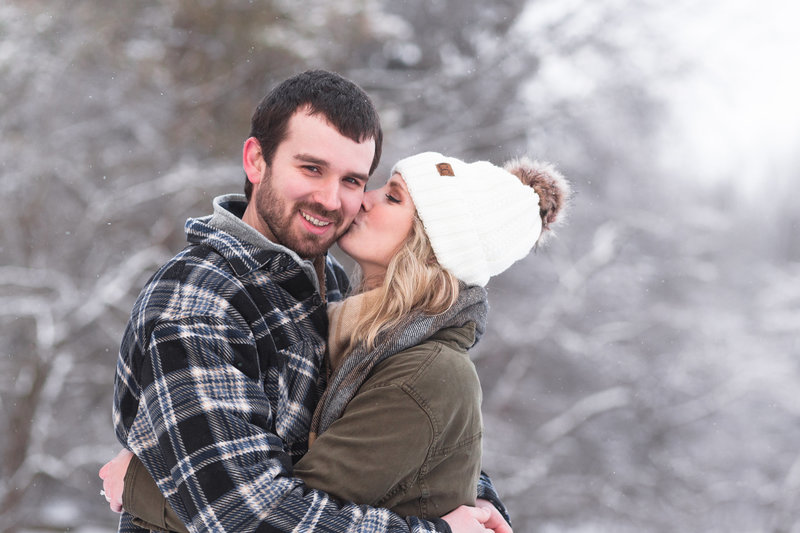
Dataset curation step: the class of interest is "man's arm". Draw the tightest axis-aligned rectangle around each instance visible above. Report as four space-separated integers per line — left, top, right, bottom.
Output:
477 472 512 527
125 315 451 533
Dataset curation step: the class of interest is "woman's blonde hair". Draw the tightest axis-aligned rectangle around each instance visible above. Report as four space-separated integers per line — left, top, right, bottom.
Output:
348 215 460 352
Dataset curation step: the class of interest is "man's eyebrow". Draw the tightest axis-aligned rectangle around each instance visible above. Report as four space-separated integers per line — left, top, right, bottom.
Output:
348 168 370 183
294 153 328 167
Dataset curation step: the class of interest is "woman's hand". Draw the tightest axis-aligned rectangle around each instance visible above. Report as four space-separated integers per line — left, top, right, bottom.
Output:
442 505 492 532
443 501 514 533
98 448 134 513
475 498 513 533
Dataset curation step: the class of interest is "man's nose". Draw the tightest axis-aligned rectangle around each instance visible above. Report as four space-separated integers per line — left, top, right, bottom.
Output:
313 179 341 211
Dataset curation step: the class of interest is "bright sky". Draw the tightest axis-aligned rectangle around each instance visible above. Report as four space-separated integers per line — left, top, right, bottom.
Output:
657 0 800 195
514 0 800 196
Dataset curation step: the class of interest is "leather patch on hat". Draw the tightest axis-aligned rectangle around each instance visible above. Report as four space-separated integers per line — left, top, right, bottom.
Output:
436 162 455 176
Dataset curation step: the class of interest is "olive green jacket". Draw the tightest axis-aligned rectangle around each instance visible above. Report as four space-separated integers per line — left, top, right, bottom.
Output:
124 323 482 530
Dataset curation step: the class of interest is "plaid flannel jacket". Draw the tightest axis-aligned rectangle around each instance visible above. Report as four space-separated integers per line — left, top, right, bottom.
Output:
113 195 508 532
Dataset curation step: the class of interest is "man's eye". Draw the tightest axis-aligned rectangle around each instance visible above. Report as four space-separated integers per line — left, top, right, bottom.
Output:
386 194 400 204
303 165 320 173
344 177 359 185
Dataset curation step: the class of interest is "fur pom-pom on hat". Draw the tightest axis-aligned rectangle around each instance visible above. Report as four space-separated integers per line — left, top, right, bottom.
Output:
503 156 571 243
392 152 570 287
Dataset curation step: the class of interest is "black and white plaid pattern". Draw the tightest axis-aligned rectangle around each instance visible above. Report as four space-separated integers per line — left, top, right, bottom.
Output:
113 200 505 532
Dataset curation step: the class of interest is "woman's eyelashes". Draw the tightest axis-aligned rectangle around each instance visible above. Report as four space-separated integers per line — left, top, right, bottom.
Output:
385 193 401 204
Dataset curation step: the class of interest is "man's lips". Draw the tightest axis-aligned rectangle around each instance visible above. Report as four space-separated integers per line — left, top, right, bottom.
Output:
300 210 335 235
301 210 331 227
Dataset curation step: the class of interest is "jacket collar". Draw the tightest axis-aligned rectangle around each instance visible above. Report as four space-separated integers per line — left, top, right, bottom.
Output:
185 194 325 293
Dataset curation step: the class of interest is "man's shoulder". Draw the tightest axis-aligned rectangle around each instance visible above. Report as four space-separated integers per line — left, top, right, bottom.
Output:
153 241 238 286
131 243 252 324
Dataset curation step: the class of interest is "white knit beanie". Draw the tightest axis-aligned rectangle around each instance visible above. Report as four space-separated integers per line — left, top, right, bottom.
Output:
392 152 543 287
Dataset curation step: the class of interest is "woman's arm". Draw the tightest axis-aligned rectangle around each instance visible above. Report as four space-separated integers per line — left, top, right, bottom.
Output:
100 449 188 533
295 381 435 509
125 453 189 533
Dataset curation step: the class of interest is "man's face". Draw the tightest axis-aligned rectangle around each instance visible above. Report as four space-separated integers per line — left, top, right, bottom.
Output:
250 110 375 258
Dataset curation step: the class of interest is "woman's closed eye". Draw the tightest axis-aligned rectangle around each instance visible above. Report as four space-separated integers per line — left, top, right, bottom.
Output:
386 194 401 204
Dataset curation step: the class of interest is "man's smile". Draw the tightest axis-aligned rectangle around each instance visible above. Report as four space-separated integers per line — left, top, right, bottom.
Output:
301 210 332 228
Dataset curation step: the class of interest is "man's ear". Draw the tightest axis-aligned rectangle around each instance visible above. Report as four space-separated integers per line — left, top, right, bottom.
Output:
243 137 266 185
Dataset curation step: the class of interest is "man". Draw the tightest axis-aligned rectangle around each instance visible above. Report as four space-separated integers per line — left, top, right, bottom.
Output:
108 70 511 532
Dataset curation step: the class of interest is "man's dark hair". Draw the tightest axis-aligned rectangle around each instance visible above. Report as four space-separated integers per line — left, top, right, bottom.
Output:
245 70 383 200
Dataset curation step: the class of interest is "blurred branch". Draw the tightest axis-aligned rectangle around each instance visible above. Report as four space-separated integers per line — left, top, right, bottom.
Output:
72 244 170 330
537 386 631 444
768 453 800 532
487 221 622 410
0 299 56 348
84 161 237 224
0 266 77 303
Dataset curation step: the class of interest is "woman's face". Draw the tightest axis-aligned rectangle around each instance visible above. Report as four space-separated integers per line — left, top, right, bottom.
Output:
338 173 416 287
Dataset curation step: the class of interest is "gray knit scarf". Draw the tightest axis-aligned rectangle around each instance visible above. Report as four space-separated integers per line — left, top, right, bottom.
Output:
309 283 488 439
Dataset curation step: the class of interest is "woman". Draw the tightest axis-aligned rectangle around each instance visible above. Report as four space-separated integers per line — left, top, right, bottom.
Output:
100 151 570 531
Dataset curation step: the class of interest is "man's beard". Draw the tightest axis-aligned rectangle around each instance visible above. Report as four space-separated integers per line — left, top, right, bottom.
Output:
255 170 344 259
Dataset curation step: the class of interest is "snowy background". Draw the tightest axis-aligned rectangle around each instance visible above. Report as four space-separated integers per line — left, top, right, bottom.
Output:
1 1 799 532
